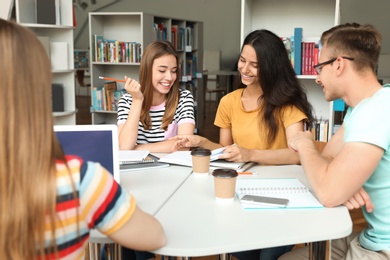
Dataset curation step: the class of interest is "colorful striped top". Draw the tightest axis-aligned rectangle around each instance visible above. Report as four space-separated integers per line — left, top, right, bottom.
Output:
117 88 195 143
43 155 135 259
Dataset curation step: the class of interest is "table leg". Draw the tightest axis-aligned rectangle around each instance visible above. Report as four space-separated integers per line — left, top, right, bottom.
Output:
309 241 329 260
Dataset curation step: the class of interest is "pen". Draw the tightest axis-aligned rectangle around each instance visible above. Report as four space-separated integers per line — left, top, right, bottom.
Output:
99 76 127 83
238 162 256 172
238 171 257 175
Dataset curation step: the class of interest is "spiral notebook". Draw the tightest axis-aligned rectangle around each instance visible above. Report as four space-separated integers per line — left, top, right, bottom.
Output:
236 178 324 209
120 154 170 172
119 150 154 165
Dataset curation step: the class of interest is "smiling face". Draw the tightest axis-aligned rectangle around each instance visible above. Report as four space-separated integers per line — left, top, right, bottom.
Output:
152 54 178 95
238 45 260 87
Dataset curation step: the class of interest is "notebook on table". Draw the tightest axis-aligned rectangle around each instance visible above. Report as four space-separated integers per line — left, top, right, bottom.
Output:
236 178 324 210
119 150 153 165
54 124 120 183
158 149 245 171
119 153 170 172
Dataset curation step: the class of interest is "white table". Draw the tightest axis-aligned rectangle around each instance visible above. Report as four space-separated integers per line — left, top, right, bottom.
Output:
89 164 192 243
152 165 353 258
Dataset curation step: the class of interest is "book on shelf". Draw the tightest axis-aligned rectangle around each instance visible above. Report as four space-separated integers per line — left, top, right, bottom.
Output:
171 25 178 49
36 0 60 25
93 34 104 62
178 27 186 51
91 85 125 111
104 81 117 111
286 31 320 75
236 178 324 210
154 23 167 41
293 27 302 75
311 118 329 142
93 34 141 63
301 37 320 75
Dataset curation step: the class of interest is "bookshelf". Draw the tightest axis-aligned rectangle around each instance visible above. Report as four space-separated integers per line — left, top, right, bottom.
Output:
240 0 340 140
88 12 204 132
14 0 76 125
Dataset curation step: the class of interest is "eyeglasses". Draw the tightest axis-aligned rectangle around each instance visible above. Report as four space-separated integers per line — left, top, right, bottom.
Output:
313 56 354 74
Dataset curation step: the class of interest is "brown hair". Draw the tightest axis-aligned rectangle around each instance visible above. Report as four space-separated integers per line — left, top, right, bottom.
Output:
321 23 382 73
139 41 181 130
0 18 67 258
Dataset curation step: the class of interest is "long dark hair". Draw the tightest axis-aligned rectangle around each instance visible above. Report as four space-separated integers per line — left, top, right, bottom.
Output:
235 29 314 146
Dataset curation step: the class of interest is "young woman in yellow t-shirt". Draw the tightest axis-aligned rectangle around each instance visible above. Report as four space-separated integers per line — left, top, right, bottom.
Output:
171 29 314 165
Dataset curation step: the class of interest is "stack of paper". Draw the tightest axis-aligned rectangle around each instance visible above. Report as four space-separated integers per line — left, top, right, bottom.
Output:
119 150 152 165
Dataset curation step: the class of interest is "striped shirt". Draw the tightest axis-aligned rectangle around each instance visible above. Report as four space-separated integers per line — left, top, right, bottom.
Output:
117 88 195 144
43 155 134 259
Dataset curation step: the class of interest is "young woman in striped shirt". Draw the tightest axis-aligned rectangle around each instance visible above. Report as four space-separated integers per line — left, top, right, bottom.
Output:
117 41 195 153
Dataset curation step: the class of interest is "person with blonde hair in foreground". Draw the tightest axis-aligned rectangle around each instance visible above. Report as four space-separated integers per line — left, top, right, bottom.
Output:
0 18 165 259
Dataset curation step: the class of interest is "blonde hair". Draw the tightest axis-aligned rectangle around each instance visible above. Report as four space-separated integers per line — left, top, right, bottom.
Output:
139 41 181 130
0 19 66 258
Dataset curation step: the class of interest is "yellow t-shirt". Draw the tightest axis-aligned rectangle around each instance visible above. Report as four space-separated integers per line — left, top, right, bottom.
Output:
214 88 307 149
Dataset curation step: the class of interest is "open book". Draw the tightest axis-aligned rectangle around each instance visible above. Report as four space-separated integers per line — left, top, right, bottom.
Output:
236 178 324 209
158 149 246 171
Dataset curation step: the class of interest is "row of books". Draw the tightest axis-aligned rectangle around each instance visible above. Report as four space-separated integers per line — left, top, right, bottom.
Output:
92 34 142 63
91 81 126 111
184 55 198 80
287 28 320 76
153 23 195 51
311 119 329 142
301 42 319 75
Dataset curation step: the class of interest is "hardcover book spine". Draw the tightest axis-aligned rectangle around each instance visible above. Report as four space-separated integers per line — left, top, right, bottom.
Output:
36 0 56 24
293 27 303 75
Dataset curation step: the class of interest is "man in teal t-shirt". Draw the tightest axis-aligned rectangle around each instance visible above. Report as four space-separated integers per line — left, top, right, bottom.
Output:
280 23 390 259
343 86 390 252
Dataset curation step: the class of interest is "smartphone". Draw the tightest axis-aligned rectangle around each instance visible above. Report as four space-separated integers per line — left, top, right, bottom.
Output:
240 195 289 208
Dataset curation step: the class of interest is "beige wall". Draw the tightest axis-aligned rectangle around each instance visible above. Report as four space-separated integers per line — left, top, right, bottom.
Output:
73 0 390 77
73 0 241 70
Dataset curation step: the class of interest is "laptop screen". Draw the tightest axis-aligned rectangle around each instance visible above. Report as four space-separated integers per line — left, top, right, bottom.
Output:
54 124 120 183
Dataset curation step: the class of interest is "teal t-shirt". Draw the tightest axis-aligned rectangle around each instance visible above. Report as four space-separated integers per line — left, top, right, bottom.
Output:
343 85 390 251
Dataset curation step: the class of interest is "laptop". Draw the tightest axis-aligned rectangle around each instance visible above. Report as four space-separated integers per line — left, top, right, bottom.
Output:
53 124 120 183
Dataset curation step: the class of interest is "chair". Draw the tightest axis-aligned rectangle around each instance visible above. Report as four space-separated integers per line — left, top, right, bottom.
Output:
88 230 122 259
203 73 227 114
76 69 91 96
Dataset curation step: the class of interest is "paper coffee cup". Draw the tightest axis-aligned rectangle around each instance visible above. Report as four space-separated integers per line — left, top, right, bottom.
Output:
190 148 211 174
212 169 238 201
